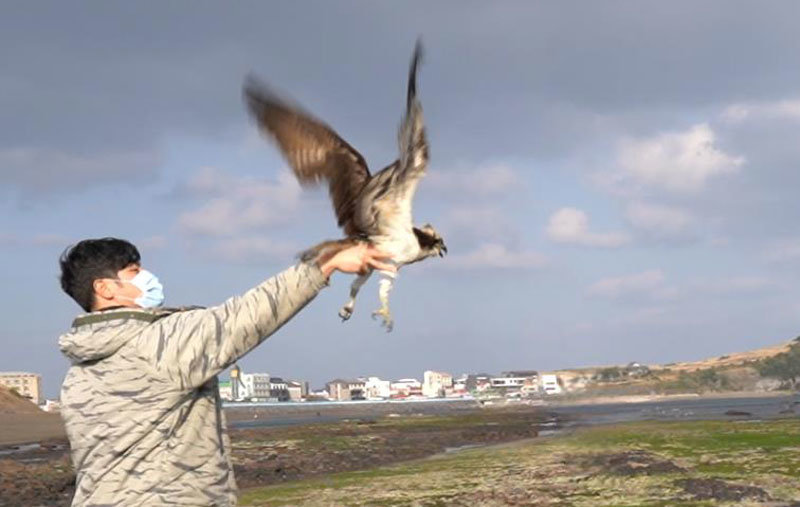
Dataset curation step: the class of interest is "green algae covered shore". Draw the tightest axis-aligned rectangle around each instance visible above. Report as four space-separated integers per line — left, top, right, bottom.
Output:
241 418 800 507
2 403 798 506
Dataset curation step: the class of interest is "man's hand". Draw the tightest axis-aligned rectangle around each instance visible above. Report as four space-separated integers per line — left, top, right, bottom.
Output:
319 243 395 279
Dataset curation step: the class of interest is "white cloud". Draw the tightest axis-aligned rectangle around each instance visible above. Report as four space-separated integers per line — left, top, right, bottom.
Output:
177 168 302 236
586 269 666 299
625 201 694 238
444 242 547 270
426 163 520 198
546 207 630 248
616 123 744 192
721 99 800 123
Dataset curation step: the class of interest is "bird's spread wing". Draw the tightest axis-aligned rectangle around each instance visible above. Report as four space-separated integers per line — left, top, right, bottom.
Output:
356 40 428 236
396 40 428 186
244 76 370 235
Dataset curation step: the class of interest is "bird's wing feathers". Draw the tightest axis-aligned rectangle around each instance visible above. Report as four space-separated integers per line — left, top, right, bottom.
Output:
244 76 370 235
355 40 428 236
396 40 428 185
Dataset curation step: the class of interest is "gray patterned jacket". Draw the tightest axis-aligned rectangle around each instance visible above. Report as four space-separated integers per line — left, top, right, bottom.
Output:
59 262 328 506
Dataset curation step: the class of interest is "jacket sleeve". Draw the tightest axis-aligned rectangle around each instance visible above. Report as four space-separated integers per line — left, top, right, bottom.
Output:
139 261 328 390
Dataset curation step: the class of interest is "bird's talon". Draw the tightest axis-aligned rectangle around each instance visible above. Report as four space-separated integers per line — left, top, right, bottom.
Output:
338 306 353 322
371 308 394 331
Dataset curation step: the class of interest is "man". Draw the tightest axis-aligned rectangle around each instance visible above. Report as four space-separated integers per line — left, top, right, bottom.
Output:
58 237 393 506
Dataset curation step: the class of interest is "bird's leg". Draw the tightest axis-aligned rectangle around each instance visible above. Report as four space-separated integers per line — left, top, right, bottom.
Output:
371 269 397 332
339 270 372 322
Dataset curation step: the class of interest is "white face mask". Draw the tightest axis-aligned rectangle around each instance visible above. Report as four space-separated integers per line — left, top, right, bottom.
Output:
116 269 165 308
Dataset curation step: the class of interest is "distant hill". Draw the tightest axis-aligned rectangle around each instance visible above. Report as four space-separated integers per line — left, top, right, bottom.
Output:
658 339 794 372
0 386 66 446
0 385 42 414
554 338 799 397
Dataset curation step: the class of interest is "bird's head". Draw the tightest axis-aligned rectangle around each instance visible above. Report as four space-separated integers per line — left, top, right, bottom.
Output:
419 223 447 258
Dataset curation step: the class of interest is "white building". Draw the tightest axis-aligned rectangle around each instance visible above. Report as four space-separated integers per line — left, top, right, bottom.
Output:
0 372 43 405
541 374 563 395
490 371 539 395
239 372 272 400
490 377 525 388
363 377 391 399
422 370 453 398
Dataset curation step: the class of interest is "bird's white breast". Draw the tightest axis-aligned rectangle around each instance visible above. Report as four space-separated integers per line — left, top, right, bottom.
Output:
372 227 420 265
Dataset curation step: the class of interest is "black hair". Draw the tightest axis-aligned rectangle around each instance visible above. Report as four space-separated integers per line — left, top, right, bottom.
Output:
59 238 141 312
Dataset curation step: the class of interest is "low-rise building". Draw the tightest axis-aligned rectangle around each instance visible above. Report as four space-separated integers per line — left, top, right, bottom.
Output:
326 379 366 401
451 375 469 397
239 372 272 400
41 399 61 412
0 372 43 405
390 378 422 398
308 388 329 401
490 377 524 388
270 377 289 401
218 380 233 401
541 374 563 395
423 370 453 398
625 362 651 378
286 380 308 401
490 371 539 396
364 376 391 399
465 374 492 393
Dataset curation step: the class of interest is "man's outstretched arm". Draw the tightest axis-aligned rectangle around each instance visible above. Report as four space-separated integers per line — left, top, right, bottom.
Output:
139 245 393 390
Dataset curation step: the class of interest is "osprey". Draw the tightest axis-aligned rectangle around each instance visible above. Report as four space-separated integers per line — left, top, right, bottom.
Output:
244 41 446 331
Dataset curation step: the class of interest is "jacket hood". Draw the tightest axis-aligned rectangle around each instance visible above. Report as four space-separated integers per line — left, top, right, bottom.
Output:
59 307 200 363
59 309 156 363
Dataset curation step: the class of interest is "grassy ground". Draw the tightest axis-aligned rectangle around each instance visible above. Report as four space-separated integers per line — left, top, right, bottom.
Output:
241 418 800 506
230 410 548 488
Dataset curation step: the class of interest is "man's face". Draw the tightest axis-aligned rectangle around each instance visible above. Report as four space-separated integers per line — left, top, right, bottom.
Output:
92 263 143 310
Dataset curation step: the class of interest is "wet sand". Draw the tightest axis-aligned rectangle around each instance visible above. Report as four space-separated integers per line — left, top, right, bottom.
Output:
0 413 66 446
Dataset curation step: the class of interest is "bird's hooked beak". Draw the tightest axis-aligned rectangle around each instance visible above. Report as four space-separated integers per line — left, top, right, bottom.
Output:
439 243 448 257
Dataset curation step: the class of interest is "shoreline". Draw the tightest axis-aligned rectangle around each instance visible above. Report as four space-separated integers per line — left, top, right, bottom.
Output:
2 394 797 506
543 389 796 407
1 390 795 447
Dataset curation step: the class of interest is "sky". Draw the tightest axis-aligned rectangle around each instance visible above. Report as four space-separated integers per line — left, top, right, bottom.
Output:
4 2 800 398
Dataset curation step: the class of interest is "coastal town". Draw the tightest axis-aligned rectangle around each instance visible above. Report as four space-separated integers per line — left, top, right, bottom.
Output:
0 366 573 410
4 335 794 410
220 366 565 403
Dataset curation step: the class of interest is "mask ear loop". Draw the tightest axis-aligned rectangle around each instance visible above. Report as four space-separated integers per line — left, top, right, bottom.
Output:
100 277 140 303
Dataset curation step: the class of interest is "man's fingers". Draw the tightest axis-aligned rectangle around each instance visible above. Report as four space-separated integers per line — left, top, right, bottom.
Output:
366 246 393 261
368 258 397 273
